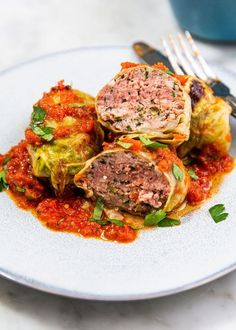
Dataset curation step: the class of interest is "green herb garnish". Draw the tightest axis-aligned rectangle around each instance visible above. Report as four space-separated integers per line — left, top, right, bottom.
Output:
97 220 109 226
139 136 168 149
32 106 46 125
172 163 184 182
0 170 9 192
164 70 174 75
91 197 104 222
158 218 181 227
209 204 228 223
2 156 11 166
126 125 132 131
109 219 124 227
144 209 166 226
117 141 132 149
31 125 54 142
30 105 54 141
188 168 199 180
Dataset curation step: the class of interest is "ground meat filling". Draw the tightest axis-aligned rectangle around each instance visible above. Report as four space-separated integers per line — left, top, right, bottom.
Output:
76 151 170 215
96 66 185 132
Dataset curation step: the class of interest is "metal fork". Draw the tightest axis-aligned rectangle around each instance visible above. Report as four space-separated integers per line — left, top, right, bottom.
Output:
161 31 236 118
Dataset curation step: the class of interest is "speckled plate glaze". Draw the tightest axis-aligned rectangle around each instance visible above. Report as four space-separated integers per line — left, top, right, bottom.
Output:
0 46 236 301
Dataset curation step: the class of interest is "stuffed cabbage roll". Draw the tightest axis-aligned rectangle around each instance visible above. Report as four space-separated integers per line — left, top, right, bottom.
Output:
74 139 189 216
96 63 192 146
26 81 104 193
178 77 231 157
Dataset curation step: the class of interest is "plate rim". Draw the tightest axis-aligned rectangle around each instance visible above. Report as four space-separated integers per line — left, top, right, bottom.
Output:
1 260 236 301
1 45 236 301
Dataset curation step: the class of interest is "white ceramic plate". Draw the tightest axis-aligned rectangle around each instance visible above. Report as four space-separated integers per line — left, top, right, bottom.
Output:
0 46 236 301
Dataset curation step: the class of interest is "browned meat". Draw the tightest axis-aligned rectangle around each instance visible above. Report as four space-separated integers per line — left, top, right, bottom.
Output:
75 150 170 216
189 79 205 107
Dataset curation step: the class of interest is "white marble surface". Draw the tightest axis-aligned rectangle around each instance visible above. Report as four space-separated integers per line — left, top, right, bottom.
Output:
1 0 236 329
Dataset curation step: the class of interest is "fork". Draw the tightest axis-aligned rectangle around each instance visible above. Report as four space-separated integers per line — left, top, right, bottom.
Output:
161 31 236 118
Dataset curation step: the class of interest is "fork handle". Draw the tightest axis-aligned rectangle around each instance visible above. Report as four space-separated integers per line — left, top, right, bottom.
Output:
225 94 236 119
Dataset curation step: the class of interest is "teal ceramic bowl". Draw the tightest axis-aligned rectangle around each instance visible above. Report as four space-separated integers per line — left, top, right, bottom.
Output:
169 0 236 42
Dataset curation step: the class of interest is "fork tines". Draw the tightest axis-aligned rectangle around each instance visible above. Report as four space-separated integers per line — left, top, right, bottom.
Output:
161 31 217 81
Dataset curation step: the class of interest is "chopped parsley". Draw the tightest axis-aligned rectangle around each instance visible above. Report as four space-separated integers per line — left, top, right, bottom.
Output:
164 70 174 75
90 197 104 223
109 219 124 227
139 135 168 149
144 210 181 227
117 141 132 149
188 168 199 180
31 105 46 125
144 210 166 226
209 204 228 223
31 125 54 142
172 163 184 182
126 125 132 131
30 105 54 141
90 199 125 227
2 156 11 166
158 218 181 227
0 170 9 192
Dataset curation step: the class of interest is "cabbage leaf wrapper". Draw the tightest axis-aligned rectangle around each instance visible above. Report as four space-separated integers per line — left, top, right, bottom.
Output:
26 82 104 194
178 77 231 157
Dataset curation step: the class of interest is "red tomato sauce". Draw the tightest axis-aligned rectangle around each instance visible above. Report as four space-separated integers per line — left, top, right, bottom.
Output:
0 138 234 243
38 81 88 121
1 140 136 243
37 197 136 242
25 81 96 146
187 144 234 205
4 140 47 209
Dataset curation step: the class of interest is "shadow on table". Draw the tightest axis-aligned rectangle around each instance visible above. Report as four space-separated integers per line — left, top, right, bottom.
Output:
1 270 236 330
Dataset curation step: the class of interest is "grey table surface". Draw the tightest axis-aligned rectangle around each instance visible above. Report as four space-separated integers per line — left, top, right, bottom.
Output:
1 0 236 329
